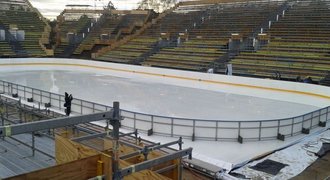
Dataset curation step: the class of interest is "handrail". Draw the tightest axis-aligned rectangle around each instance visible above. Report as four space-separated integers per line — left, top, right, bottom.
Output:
0 79 328 142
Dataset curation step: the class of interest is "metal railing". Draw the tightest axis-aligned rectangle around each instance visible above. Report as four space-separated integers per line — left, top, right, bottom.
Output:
0 79 329 142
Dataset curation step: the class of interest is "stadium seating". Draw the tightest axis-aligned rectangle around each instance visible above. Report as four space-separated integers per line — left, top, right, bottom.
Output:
96 37 158 63
95 9 206 64
230 0 330 82
0 41 15 57
142 1 283 71
142 39 227 70
72 15 120 56
0 10 48 56
55 15 92 56
111 14 149 38
72 12 150 57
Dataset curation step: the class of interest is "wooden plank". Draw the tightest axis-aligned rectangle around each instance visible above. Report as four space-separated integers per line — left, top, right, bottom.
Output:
104 139 137 155
5 155 100 180
101 153 112 180
124 170 172 180
121 149 180 179
55 135 99 164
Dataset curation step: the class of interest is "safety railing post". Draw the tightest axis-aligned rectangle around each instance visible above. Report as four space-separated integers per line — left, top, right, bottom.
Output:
258 121 262 141
31 88 34 100
59 94 61 110
133 113 136 130
326 107 329 122
171 118 174 137
1 113 4 140
80 100 83 114
32 132 35 156
193 120 196 137
291 118 294 136
2 81 4 93
310 112 313 129
215 121 218 141
238 122 241 137
49 92 51 105
40 91 42 104
302 115 305 129
24 86 26 99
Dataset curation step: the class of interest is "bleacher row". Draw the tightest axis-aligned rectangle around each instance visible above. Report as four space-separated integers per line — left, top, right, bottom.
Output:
55 11 152 58
92 0 330 85
144 1 284 70
1 0 330 86
231 0 330 82
0 0 48 57
54 15 92 56
95 1 285 71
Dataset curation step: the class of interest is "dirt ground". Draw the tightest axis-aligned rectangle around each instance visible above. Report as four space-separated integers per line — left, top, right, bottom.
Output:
292 153 330 180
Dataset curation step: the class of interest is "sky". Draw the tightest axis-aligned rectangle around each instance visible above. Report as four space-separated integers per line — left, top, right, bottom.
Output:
29 0 139 19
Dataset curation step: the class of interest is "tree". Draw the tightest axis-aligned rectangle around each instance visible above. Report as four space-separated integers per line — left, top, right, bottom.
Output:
138 0 177 12
104 1 115 10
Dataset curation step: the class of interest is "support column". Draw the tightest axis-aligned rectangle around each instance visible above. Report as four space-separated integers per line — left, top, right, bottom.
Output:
110 102 121 180
1 113 4 140
32 132 35 156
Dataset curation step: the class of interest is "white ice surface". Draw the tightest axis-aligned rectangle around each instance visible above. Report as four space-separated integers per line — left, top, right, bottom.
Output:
0 70 318 120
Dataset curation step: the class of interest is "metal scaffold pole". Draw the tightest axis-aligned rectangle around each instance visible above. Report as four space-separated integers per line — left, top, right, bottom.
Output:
110 101 121 180
0 111 114 137
0 111 4 140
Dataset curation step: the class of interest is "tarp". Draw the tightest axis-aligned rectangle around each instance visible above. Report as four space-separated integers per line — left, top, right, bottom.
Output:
249 159 288 175
316 143 330 157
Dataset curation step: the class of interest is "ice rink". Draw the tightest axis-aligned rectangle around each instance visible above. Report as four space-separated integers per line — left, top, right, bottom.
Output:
0 58 329 170
0 70 318 120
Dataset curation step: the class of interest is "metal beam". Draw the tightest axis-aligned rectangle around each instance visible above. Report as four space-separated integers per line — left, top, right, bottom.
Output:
155 164 177 174
119 140 143 150
119 143 160 160
0 111 113 137
120 138 181 160
118 148 193 178
71 132 107 142
149 138 182 151
72 128 137 142
119 130 138 138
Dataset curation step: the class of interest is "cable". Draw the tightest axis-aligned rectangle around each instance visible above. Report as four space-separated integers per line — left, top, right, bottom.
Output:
301 135 330 156
182 162 211 180
302 140 320 156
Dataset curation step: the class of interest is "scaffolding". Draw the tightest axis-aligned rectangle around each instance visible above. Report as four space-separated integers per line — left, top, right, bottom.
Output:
0 95 192 180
